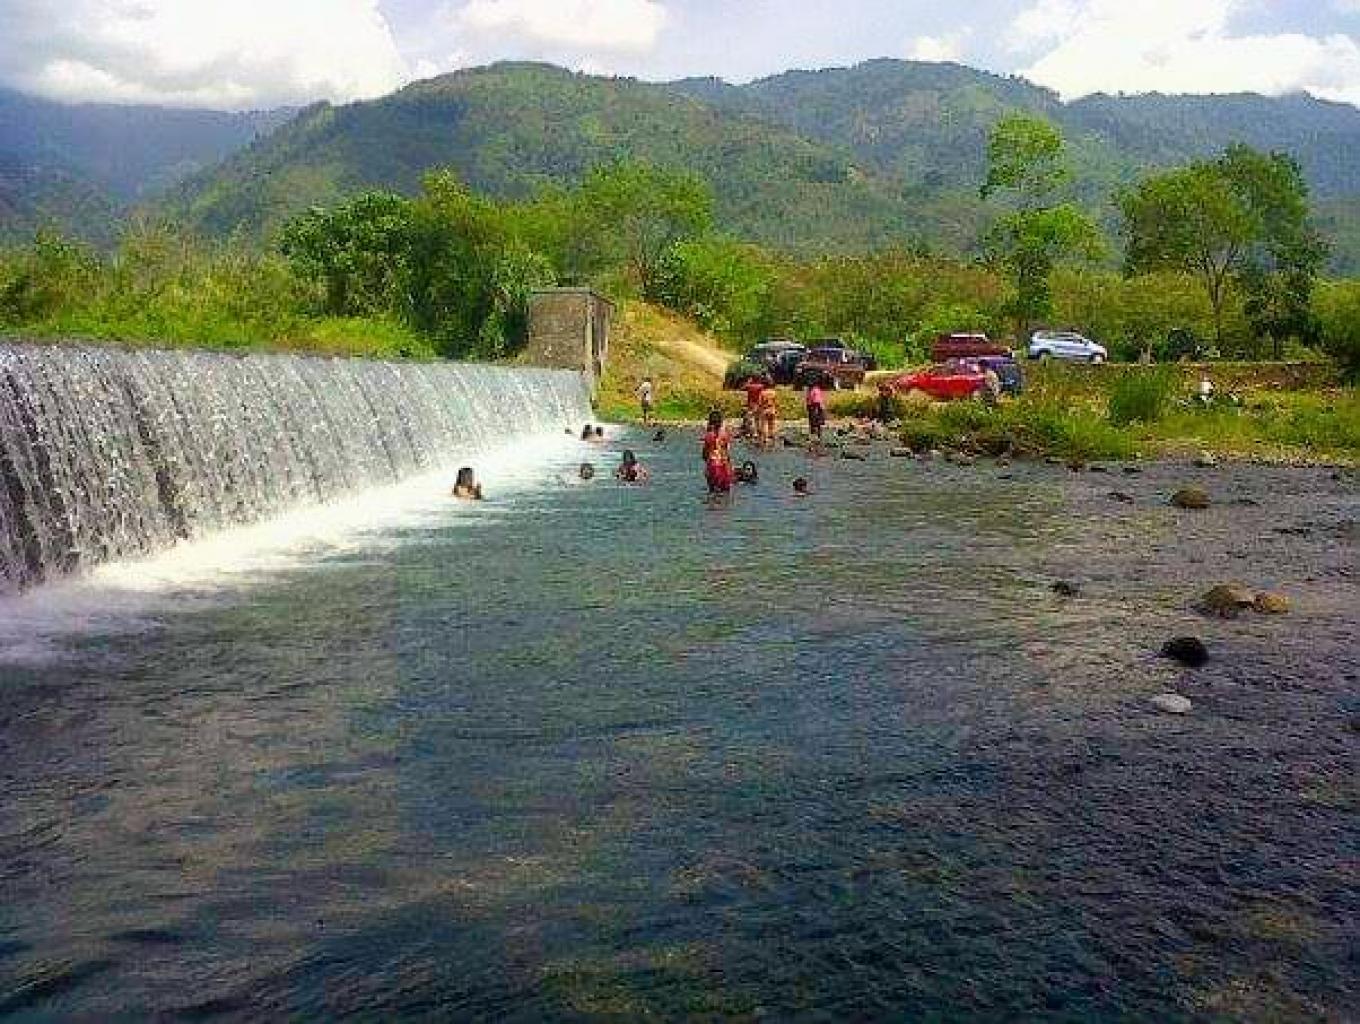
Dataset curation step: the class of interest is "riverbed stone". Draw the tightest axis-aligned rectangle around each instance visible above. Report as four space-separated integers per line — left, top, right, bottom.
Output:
1254 591 1291 614
1171 487 1212 510
1162 636 1210 667
1151 693 1194 715
1052 580 1082 597
1198 583 1257 617
1109 491 1135 504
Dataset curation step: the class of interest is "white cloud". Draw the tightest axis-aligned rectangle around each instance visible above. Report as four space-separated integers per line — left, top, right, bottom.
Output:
0 0 410 109
1015 0 1360 106
450 0 668 54
908 34 966 63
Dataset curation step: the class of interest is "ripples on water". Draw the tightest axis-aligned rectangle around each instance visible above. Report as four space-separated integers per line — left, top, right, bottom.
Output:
0 431 1356 1021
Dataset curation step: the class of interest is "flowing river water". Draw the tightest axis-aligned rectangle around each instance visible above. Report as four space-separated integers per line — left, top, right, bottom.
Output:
1 430 1356 1021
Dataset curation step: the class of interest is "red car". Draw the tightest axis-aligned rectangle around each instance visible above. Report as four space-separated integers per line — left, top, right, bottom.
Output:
891 362 988 402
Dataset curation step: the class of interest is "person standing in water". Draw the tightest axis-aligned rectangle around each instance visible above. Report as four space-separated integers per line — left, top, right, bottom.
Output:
806 380 828 442
701 410 735 494
742 374 765 438
757 377 779 447
636 377 656 425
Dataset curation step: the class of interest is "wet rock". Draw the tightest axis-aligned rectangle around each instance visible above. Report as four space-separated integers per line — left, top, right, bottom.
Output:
1196 451 1219 468
1162 636 1210 668
841 449 868 462
890 448 915 459
1088 464 1109 473
1151 693 1193 715
1198 584 1257 617
1254 591 1291 614
1108 491 1135 504
1171 487 1212 510
1233 497 1262 508
1051 580 1082 597
1122 465 1145 475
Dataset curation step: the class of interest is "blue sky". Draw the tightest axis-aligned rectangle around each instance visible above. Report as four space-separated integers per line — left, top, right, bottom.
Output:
1 0 1358 109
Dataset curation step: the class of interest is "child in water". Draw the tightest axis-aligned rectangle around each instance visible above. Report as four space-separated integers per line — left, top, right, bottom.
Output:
616 450 650 484
701 410 735 494
792 476 810 497
452 467 483 500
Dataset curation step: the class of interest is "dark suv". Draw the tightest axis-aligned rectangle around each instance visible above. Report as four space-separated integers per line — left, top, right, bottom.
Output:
794 347 869 390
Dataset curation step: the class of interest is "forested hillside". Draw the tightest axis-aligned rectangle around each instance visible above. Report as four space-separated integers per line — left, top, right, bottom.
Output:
5 60 1360 267
0 89 288 243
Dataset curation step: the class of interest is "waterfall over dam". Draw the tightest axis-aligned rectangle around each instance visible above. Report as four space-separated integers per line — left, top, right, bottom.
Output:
0 341 591 594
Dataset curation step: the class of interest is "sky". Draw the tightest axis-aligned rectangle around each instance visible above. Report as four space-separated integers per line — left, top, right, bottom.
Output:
1 0 1358 110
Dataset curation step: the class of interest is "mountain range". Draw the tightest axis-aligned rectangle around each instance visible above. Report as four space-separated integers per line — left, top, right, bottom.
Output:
3 60 1359 270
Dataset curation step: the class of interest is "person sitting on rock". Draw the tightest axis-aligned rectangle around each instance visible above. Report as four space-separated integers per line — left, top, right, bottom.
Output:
615 450 649 484
452 467 483 500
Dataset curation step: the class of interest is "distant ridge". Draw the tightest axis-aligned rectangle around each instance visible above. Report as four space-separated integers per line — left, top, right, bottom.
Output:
3 59 1359 269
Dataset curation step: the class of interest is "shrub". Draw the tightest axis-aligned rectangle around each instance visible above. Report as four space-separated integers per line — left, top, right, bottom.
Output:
1107 367 1178 426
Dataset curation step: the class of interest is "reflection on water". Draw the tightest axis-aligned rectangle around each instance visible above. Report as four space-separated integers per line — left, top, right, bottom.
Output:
1 432 1355 1021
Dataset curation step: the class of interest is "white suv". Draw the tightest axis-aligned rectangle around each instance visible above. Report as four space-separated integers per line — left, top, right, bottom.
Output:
1028 330 1108 363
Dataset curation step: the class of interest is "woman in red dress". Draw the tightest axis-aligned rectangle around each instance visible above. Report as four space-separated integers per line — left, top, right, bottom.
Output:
701 410 735 494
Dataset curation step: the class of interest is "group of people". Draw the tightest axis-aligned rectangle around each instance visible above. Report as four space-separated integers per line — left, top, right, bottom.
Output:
741 374 828 444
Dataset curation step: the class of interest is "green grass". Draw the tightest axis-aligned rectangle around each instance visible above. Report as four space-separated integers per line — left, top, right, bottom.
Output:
1107 367 1178 426
897 400 1138 462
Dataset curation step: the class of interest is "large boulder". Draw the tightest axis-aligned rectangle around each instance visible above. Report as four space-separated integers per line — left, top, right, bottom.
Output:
1254 591 1292 615
1198 584 1258 617
1162 636 1210 668
1171 487 1212 510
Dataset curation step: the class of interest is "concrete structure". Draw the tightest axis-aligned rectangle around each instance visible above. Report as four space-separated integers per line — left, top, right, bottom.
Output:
522 289 614 392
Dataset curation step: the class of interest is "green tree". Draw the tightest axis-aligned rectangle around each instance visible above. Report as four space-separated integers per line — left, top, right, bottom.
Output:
1221 146 1328 358
981 115 1104 339
278 192 413 316
651 235 776 344
1122 146 1326 354
575 162 714 297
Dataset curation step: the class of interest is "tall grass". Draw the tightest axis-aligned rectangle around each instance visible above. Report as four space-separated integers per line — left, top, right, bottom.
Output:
1107 367 1178 426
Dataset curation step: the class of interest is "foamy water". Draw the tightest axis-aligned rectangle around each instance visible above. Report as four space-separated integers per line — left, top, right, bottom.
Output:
0 430 589 665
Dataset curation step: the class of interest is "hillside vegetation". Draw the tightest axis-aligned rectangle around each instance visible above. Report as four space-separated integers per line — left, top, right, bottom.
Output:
149 61 1360 268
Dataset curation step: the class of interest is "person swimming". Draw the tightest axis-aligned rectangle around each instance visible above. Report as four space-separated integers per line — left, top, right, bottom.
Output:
616 449 649 484
735 461 759 485
792 476 810 496
701 410 734 494
579 463 596 481
581 424 594 441
452 467 483 500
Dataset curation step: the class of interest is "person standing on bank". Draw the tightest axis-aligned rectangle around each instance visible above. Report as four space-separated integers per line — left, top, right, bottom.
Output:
636 377 656 425
806 380 828 442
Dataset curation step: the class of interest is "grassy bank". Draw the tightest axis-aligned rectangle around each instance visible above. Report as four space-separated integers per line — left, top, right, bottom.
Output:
598 306 1358 463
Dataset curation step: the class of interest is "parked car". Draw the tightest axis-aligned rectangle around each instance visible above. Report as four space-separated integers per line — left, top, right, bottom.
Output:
736 339 807 385
1028 330 1108 363
976 355 1025 396
794 347 869 390
931 332 1012 362
891 361 988 402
